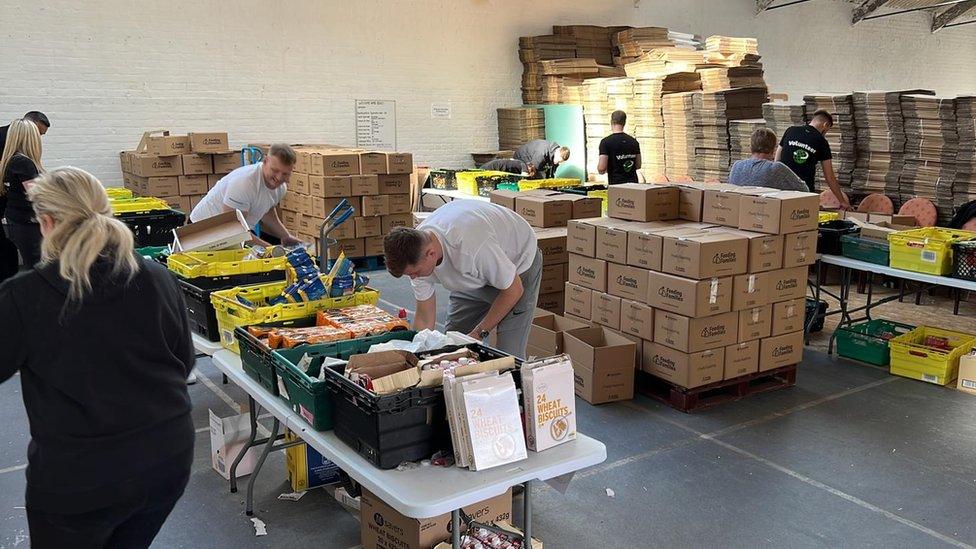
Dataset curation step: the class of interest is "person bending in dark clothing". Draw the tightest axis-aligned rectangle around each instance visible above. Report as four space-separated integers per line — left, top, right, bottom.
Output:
0 167 195 549
0 111 49 158
513 139 569 179
0 119 45 268
479 157 537 177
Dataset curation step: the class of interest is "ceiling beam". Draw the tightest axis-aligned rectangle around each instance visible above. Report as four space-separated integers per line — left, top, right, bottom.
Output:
852 0 891 24
932 0 976 31
756 0 777 13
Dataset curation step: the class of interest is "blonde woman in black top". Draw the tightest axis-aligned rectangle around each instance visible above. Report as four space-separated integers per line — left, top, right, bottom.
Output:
0 119 44 267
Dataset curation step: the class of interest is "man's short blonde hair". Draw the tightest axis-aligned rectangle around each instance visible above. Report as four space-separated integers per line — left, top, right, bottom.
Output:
270 143 297 166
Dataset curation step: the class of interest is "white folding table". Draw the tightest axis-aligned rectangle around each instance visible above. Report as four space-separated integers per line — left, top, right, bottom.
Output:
211 349 606 548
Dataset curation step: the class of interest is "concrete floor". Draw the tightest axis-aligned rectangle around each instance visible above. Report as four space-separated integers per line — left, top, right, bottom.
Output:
2 271 976 548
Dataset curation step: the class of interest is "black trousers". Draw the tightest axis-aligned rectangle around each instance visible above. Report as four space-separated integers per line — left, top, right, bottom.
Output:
26 458 191 549
6 222 42 269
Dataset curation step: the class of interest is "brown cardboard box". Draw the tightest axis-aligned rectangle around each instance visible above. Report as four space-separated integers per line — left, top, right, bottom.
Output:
328 238 366 258
138 176 180 197
675 182 706 221
845 211 869 222
177 195 191 213
385 152 413 175
607 262 647 303
529 313 587 355
592 221 629 264
361 195 390 217
190 194 205 211
620 300 654 340
359 152 389 175
188 132 229 153
130 154 182 177
707 228 783 273
624 222 677 271
540 263 568 294
568 254 607 292
563 326 636 404
768 267 808 302
608 183 679 221
783 230 817 268
563 313 592 326
360 488 512 549
378 174 411 194
212 151 242 174
536 292 565 315
739 191 819 234
311 151 361 176
298 195 314 217
489 190 519 210
309 176 349 198
296 151 311 174
207 174 222 189
859 221 915 242
956 354 976 396
567 219 598 257
516 196 572 228
351 175 380 196
330 221 355 241
178 175 208 196
646 271 732 317
181 153 213 175
759 331 804 371
607 327 643 369
732 272 770 311
565 195 602 219
725 341 759 379
355 217 382 238
702 187 742 227
289 172 309 195
654 311 738 353
738 305 772 342
642 343 724 388
388 194 411 214
590 292 621 330
364 236 385 256
281 210 302 231
172 210 249 252
300 215 326 235
660 230 748 279
771 298 805 336
146 134 192 156
565 282 592 319
119 151 133 174
382 213 413 234
535 227 568 265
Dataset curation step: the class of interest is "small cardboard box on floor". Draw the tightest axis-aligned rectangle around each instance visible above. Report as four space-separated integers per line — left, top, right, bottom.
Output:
360 488 512 549
209 409 258 480
562 326 636 404
957 353 976 395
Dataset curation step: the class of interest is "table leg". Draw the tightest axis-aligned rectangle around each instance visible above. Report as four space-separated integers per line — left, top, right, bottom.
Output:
245 417 280 516
222 373 228 384
452 509 461 549
828 267 851 355
523 480 533 549
230 396 260 494
865 272 874 321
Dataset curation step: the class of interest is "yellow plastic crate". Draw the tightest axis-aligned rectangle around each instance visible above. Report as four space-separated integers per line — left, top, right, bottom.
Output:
110 197 172 214
888 227 976 275
168 248 288 279
455 170 512 196
589 189 608 214
106 187 133 199
211 278 380 353
889 326 976 385
818 211 840 223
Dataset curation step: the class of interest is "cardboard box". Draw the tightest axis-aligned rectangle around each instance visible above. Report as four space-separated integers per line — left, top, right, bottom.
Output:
563 326 636 404
311 151 361 176
388 193 411 214
595 223 629 264
768 267 808 302
386 152 413 175
209 409 259 480
739 191 819 234
567 219 598 257
364 236 385 256
281 210 302 231
529 313 587 355
146 134 192 156
135 175 179 196
707 228 783 273
646 271 732 317
359 152 389 175
566 195 602 219
608 327 643 369
536 292 565 315
642 343 724 389
189 132 229 153
378 174 411 194
130 154 183 177
590 291 621 330
858 221 915 242
957 354 976 396
328 238 366 258
625 222 677 271
489 190 519 210
654 311 738 353
189 194 205 210
212 151 242 174
620 300 654 340
360 488 512 549
322 176 354 198
173 210 250 252
738 305 772 342
361 195 391 217
676 182 706 222
181 153 213 175
759 330 804 371
382 213 413 234
783 230 817 268
355 216 382 238
178 175 208 196
660 230 748 279
725 341 760 379
535 227 568 265
330 221 355 241
178 195 192 213
732 272 770 311
299 215 325 235
564 282 592 319
540 263 568 294
568 254 607 292
207 174 222 189
284 430 341 492
702 188 742 227
608 183 679 221
516 195 572 228
771 298 805 336
351 175 380 196
607 262 647 303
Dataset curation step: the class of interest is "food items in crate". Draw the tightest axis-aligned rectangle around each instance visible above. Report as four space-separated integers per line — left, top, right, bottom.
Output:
247 324 352 349
317 304 408 337
326 253 369 298
923 335 953 351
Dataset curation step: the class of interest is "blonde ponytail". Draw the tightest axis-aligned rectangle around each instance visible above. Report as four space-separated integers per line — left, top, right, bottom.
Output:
27 167 139 302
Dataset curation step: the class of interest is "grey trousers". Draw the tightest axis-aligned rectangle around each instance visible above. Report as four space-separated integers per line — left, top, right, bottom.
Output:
445 250 543 359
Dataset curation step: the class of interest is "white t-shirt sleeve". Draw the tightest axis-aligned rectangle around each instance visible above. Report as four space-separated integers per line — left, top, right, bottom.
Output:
475 243 518 291
411 277 436 302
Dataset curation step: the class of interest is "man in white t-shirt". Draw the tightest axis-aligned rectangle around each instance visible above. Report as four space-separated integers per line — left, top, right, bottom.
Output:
383 200 542 358
190 143 301 246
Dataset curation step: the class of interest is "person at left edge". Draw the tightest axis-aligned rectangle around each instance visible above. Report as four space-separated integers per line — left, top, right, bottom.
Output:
0 111 50 158
598 110 641 184
0 119 45 269
190 143 301 246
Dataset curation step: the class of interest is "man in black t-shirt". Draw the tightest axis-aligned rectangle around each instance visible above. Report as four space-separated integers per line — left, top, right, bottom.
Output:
776 109 850 209
598 110 641 184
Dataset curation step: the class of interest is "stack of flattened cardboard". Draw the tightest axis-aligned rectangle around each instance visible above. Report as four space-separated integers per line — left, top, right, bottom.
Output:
497 107 546 152
955 95 976 211
613 27 701 66
553 25 618 65
729 119 767 161
762 101 806 139
900 94 958 224
629 73 702 182
581 78 619 178
804 93 857 193
704 35 758 55
664 91 701 181
697 67 766 93
623 47 707 79
694 87 768 183
519 34 576 104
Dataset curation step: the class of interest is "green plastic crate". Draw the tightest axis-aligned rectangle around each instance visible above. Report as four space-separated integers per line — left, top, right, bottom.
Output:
136 245 170 262
836 319 915 366
271 330 416 430
840 235 889 266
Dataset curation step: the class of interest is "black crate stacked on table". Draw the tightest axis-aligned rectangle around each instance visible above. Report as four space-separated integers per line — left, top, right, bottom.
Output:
803 93 857 194
900 94 958 224
954 95 976 213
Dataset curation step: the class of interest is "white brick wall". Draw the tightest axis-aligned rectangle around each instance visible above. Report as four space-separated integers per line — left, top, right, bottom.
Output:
2 0 975 186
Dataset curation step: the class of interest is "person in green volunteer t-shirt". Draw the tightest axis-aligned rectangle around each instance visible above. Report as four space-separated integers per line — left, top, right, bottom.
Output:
776 109 850 209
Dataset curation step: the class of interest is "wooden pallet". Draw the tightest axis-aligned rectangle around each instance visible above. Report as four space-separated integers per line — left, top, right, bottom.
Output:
637 364 798 413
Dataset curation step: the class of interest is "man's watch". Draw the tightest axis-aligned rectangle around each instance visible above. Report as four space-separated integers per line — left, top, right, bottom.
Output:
478 329 491 341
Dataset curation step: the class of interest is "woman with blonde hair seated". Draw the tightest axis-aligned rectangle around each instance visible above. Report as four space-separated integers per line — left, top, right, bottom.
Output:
0 118 44 268
0 167 195 548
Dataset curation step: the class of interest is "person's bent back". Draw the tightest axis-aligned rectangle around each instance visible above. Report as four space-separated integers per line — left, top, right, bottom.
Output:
729 128 807 191
0 167 194 548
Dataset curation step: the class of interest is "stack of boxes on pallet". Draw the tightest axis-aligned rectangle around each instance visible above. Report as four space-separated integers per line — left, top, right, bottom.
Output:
563 182 818 395
278 148 413 259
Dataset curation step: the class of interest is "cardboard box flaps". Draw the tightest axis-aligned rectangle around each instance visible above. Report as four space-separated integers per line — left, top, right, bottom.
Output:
345 349 517 394
562 326 636 404
172 210 250 252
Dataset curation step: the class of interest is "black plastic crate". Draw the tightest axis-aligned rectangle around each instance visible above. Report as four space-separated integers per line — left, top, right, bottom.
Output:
322 343 519 469
951 241 976 281
428 169 471 190
178 270 286 342
805 298 827 333
117 209 186 247
235 315 318 395
817 220 859 256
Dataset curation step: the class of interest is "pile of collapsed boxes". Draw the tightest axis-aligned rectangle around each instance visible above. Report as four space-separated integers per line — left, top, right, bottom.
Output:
119 132 242 213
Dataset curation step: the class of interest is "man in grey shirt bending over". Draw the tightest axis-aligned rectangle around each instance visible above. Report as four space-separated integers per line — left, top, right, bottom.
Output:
729 128 807 191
